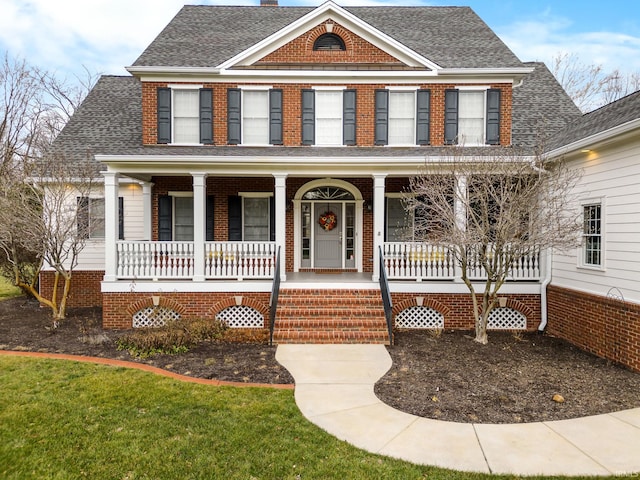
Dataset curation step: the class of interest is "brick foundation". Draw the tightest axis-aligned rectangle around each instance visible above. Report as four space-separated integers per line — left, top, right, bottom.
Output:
39 270 104 308
391 293 541 331
102 291 272 330
547 285 640 373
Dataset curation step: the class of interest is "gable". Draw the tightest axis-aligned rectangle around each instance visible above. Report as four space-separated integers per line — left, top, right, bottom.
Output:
249 20 419 70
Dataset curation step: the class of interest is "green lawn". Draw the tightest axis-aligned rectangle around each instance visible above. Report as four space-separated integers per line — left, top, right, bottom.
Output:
0 276 21 300
0 357 609 480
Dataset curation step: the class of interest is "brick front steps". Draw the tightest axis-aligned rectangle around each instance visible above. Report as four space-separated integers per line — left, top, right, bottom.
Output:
272 289 390 344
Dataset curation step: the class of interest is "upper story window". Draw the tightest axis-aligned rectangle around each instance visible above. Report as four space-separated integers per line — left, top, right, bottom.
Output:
444 87 501 146
157 86 213 145
375 88 430 146
301 88 356 146
227 88 282 146
313 33 345 51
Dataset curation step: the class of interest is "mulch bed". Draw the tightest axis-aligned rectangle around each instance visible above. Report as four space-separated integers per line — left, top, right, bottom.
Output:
2 296 639 424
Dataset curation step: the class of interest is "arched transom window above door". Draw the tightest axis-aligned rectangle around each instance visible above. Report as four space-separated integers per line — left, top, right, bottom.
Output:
302 186 355 201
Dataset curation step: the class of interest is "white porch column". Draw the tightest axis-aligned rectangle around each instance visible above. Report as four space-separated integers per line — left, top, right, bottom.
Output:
142 181 153 241
103 171 120 282
274 173 288 281
192 172 207 282
453 174 468 283
372 173 387 282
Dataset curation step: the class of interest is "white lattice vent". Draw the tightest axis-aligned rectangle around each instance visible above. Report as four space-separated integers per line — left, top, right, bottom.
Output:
216 305 263 328
488 307 526 330
396 306 444 329
133 306 181 328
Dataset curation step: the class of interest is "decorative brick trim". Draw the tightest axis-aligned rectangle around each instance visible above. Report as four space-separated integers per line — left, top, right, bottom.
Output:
207 296 270 327
499 297 533 319
392 297 449 317
125 296 186 317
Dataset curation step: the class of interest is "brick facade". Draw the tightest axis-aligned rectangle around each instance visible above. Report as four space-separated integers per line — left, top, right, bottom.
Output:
39 270 104 308
102 291 272 330
547 285 640 373
141 80 512 147
391 293 541 331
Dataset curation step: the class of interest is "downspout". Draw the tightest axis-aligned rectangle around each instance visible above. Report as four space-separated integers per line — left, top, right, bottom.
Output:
538 248 552 333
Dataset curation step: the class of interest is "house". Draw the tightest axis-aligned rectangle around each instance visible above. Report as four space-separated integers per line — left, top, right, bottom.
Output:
45 1 582 346
544 91 640 371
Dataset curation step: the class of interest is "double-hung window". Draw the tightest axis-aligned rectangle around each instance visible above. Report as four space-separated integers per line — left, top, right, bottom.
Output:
444 87 501 145
77 196 125 240
158 193 215 242
157 86 213 145
375 88 430 146
227 87 283 145
385 196 413 241
228 194 275 242
582 202 602 267
301 87 356 146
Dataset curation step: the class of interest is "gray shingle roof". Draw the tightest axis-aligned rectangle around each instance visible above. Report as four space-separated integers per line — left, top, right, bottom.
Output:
512 62 581 149
547 89 640 151
132 5 523 69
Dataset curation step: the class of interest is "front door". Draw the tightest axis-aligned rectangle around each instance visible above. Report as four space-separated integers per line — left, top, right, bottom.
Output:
314 203 342 268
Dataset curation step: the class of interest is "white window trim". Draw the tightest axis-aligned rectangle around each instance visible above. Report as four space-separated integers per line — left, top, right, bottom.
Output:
455 86 488 147
313 88 344 147
169 86 203 146
167 192 194 242
578 197 606 271
239 89 271 147
386 88 418 147
84 196 106 241
239 193 271 242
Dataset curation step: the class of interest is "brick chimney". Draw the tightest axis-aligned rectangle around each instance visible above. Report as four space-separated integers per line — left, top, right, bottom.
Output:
260 0 278 5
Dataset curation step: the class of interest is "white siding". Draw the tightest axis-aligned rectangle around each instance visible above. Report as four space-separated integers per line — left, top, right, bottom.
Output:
76 183 145 271
552 136 640 304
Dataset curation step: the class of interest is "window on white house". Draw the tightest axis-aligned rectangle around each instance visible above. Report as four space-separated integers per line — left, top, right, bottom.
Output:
173 90 200 144
583 203 602 266
458 91 485 145
173 196 194 241
77 197 105 239
315 90 343 145
242 90 269 145
388 91 415 145
243 197 270 241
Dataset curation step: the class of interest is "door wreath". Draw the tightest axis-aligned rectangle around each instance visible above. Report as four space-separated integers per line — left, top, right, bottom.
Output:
318 211 337 231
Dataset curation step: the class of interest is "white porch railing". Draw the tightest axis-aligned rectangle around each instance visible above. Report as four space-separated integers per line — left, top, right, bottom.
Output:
205 242 276 279
383 243 456 280
382 242 541 281
115 241 276 280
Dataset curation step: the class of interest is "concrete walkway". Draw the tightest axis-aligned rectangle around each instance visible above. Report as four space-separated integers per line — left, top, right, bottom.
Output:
276 344 640 476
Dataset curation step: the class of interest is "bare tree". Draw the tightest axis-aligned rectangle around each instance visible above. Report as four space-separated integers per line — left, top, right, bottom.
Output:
552 52 640 112
0 155 101 322
405 149 581 344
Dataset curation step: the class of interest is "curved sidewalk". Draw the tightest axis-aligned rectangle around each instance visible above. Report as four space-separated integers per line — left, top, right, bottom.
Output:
276 344 640 476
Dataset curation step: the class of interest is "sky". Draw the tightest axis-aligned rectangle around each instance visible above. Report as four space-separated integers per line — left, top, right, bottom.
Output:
1 0 639 85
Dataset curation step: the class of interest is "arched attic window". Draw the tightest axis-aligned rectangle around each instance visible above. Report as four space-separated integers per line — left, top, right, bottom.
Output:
313 33 346 51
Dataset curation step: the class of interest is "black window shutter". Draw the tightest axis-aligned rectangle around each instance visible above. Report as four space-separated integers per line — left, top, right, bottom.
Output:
227 88 241 145
444 89 459 145
158 195 173 241
269 196 275 241
269 89 283 145
374 89 389 145
206 195 215 241
343 89 357 146
77 197 89 239
157 88 171 144
228 195 242 241
416 89 431 145
199 88 213 144
118 196 124 240
486 89 501 145
301 89 315 145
